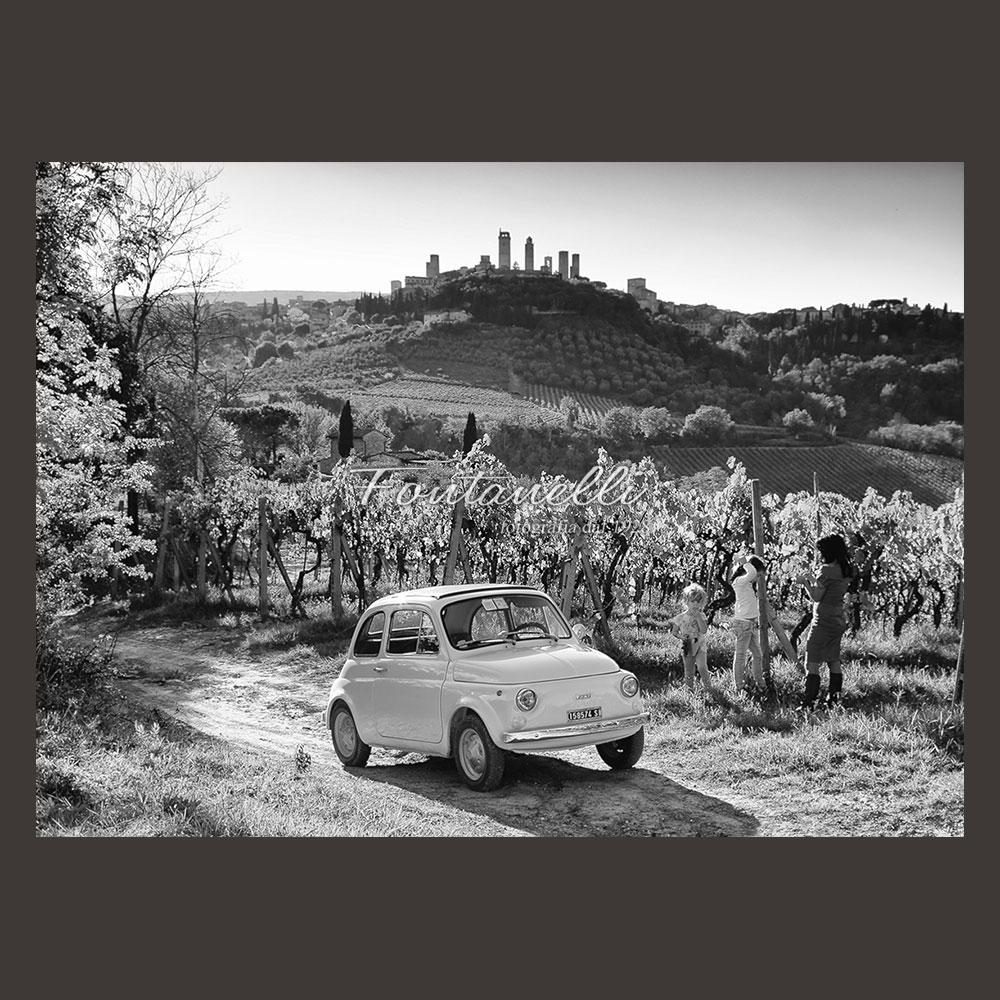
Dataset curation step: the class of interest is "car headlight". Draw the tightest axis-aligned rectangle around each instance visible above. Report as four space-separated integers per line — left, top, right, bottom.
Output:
515 688 537 711
620 674 639 698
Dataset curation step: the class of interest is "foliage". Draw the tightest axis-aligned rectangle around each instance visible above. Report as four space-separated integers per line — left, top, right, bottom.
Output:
463 411 478 455
220 404 301 475
638 406 678 441
253 341 278 368
782 408 814 432
36 162 156 609
559 395 580 428
868 420 964 458
681 405 734 443
338 400 354 458
149 373 242 490
601 407 643 445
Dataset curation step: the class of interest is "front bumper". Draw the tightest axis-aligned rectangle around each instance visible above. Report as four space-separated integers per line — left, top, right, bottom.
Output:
501 711 650 745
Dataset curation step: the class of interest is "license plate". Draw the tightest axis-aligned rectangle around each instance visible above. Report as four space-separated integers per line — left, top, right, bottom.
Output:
567 707 602 721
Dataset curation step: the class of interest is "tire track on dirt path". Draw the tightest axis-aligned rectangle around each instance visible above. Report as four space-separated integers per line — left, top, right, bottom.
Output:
75 623 761 836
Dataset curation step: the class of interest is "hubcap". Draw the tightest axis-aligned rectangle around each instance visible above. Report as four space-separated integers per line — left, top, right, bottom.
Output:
335 712 357 756
459 729 486 778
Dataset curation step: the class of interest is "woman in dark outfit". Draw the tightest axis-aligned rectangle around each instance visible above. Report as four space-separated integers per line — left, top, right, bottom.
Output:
796 534 855 708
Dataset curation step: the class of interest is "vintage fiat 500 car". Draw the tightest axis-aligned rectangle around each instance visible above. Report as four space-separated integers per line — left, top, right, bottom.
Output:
324 584 650 791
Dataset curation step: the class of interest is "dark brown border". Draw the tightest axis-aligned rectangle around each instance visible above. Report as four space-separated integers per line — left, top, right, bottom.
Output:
13 7 982 992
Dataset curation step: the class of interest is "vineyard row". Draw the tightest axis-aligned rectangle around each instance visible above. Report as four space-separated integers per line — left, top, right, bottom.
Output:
144 446 963 636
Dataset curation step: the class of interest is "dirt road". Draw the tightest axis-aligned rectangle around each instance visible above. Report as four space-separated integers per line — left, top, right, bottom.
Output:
88 619 762 837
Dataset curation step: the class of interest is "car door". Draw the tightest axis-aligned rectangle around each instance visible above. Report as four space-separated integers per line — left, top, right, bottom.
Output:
375 607 447 743
348 609 387 724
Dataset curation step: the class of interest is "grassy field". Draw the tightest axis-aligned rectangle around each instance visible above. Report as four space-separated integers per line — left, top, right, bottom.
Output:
36 597 963 837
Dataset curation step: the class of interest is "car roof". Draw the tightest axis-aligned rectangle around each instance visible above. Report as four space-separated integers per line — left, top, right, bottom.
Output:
365 583 546 610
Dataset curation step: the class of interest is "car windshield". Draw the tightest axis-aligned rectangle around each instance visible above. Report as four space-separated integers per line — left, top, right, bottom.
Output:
440 592 572 649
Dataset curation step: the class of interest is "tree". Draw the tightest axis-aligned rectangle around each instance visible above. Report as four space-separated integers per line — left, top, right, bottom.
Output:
147 267 248 488
272 296 280 318
338 400 354 458
220 405 301 473
559 395 580 429
36 162 155 609
639 406 677 441
253 342 279 368
77 162 230 531
601 407 642 445
782 408 815 433
681 405 734 443
463 412 479 455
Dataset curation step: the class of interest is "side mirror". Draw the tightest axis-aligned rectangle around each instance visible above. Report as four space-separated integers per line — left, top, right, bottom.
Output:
572 622 594 647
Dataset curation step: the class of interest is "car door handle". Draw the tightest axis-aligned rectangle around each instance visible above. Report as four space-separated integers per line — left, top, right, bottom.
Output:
373 665 387 673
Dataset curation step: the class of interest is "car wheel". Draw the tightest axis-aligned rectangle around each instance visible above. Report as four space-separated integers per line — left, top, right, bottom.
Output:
453 714 506 791
596 726 644 770
331 703 371 768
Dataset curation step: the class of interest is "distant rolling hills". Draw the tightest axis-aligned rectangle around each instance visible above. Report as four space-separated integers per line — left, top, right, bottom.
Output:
218 289 368 306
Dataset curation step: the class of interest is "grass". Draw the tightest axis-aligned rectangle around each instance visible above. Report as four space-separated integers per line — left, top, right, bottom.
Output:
596 613 964 835
35 705 432 836
37 598 964 837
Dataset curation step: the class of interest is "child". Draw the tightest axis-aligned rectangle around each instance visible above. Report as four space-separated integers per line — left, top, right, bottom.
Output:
667 583 715 694
730 554 765 692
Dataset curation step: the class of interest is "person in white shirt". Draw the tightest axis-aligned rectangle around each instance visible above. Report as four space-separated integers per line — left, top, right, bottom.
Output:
730 554 766 692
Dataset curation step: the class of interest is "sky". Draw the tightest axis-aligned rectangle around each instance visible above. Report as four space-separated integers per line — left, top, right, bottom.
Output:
184 162 964 314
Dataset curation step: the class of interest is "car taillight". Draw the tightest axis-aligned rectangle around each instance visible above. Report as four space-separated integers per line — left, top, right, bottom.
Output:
516 688 537 711
620 674 639 698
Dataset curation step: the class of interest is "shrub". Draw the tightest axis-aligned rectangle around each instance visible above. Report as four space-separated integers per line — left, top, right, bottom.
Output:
253 342 279 368
868 420 964 457
36 610 117 708
277 341 296 360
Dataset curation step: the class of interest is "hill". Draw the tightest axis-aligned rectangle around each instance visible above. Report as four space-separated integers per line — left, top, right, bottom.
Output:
210 272 963 498
648 441 963 507
217 289 369 306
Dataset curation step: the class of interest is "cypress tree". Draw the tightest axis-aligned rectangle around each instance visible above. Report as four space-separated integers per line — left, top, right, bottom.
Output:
338 400 354 458
272 296 279 317
463 411 478 454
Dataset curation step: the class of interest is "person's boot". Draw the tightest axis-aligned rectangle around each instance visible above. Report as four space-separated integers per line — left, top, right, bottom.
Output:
802 674 820 709
827 672 843 707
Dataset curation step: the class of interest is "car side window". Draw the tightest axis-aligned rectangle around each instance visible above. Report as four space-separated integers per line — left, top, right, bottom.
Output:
388 609 441 655
353 611 385 657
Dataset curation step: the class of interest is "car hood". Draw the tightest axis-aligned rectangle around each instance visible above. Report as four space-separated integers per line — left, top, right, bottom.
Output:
451 643 621 684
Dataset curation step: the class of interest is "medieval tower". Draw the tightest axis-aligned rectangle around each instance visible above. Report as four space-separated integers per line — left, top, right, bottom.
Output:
558 250 569 279
498 230 511 270
571 253 580 278
524 236 534 273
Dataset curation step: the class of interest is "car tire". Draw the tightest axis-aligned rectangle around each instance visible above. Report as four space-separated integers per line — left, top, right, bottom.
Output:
331 703 371 768
596 726 644 770
453 714 506 792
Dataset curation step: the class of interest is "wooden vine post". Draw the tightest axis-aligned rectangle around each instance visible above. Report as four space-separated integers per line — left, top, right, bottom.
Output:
813 471 821 538
750 479 773 695
443 499 472 586
330 497 343 618
326 486 367 614
952 621 964 705
258 496 269 620
560 520 611 643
